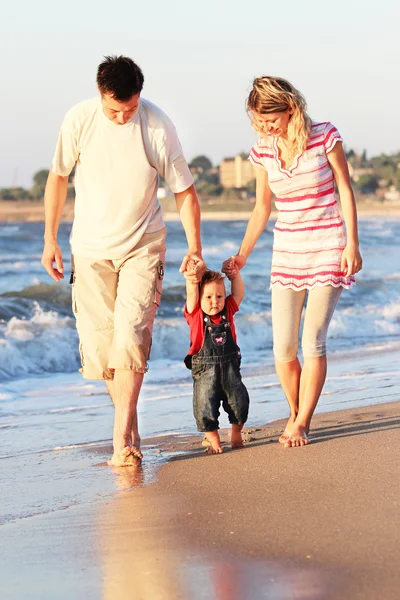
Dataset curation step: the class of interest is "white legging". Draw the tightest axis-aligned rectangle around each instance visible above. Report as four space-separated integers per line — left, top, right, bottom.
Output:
271 285 342 362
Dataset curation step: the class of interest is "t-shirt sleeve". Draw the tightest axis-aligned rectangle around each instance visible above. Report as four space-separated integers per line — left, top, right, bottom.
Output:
51 112 79 176
249 139 273 170
225 294 239 319
156 119 194 194
323 123 343 154
249 141 264 169
184 303 201 326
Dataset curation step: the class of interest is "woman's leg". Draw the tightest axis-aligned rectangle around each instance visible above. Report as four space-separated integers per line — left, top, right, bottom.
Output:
284 285 342 447
271 287 306 442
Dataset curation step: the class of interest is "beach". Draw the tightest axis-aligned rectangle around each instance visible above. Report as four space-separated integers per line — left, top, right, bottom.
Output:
1 399 399 600
1 213 400 599
1 197 400 221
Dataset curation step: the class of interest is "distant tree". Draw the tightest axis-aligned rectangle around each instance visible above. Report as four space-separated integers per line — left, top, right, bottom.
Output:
196 179 223 197
33 169 50 186
395 170 400 192
361 149 368 166
31 168 50 199
31 184 45 200
246 179 256 195
355 174 380 194
0 187 32 201
189 155 213 171
345 148 356 161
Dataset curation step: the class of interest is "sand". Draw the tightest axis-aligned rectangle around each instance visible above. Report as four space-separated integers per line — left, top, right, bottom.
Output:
1 198 400 222
1 198 399 598
1 400 399 599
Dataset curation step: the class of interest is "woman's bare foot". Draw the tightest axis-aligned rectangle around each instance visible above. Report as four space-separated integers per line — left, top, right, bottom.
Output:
279 415 297 444
230 424 244 449
108 445 143 466
204 431 223 454
283 425 310 448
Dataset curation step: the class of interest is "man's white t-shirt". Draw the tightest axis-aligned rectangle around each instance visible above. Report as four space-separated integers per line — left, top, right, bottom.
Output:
51 97 194 258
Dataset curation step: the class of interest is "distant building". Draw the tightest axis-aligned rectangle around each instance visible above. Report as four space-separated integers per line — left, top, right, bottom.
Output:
219 154 256 188
384 186 400 202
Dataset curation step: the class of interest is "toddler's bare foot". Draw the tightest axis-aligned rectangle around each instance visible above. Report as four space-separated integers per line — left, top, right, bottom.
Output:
230 424 244 448
108 445 143 466
283 425 310 448
204 431 223 454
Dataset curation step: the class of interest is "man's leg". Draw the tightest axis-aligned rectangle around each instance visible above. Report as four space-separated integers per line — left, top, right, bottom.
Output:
106 371 144 466
107 229 167 465
72 256 117 381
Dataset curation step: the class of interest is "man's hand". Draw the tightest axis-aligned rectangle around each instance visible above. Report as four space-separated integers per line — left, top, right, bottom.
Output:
222 255 247 280
41 241 65 282
179 253 206 283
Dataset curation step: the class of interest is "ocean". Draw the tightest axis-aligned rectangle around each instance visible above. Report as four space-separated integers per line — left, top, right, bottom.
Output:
1 217 400 524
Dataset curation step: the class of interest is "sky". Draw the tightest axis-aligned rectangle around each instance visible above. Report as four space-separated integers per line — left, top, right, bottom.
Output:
1 0 399 188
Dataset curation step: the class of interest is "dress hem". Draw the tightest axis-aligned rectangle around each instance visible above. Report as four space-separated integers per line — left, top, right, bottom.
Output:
269 279 355 292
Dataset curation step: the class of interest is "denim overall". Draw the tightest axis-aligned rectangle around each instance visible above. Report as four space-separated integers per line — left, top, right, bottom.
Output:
191 308 249 432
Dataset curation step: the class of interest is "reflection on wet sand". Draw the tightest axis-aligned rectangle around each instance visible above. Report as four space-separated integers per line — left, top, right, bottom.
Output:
99 463 185 599
97 465 328 600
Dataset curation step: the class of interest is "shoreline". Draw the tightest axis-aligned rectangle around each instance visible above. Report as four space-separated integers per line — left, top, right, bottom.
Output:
1 399 399 599
1 198 400 222
96 398 400 600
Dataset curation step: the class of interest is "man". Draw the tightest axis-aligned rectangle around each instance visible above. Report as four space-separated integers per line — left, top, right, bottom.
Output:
41 55 205 466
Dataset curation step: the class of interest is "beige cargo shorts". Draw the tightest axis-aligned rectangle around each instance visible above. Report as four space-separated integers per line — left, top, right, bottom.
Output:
71 228 166 380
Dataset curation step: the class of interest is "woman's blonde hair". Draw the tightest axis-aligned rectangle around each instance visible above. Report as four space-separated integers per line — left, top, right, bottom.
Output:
247 76 311 157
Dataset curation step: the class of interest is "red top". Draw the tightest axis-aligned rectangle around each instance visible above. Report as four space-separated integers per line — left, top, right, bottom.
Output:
184 295 239 356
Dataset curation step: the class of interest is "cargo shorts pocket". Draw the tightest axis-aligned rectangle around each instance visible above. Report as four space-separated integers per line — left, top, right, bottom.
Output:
79 342 85 368
70 271 78 315
153 260 164 307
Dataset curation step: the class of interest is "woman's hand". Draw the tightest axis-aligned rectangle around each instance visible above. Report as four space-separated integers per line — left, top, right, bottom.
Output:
222 255 247 280
341 244 362 277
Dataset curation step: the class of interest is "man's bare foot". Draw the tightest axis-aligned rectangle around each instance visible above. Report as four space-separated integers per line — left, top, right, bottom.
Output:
230 424 244 449
108 445 143 466
283 425 310 448
132 432 141 449
204 431 223 454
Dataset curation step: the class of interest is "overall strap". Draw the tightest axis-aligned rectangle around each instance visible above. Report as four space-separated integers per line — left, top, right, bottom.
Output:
203 306 228 326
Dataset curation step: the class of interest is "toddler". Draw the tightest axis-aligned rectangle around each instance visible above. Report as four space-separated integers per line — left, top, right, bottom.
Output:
184 264 249 453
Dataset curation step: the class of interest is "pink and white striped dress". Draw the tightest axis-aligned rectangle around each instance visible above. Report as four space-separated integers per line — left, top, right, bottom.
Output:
249 121 355 291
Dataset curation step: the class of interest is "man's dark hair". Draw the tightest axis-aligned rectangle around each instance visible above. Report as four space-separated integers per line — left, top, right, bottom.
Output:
96 55 144 101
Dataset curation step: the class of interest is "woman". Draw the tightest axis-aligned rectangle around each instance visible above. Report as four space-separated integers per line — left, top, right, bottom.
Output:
223 76 362 447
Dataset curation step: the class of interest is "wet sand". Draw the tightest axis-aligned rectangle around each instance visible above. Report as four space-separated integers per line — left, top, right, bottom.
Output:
152 400 400 599
1 400 399 599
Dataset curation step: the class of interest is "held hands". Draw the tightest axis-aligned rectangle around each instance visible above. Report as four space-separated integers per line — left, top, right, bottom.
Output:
221 255 247 280
41 241 64 282
179 253 206 283
341 244 363 278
